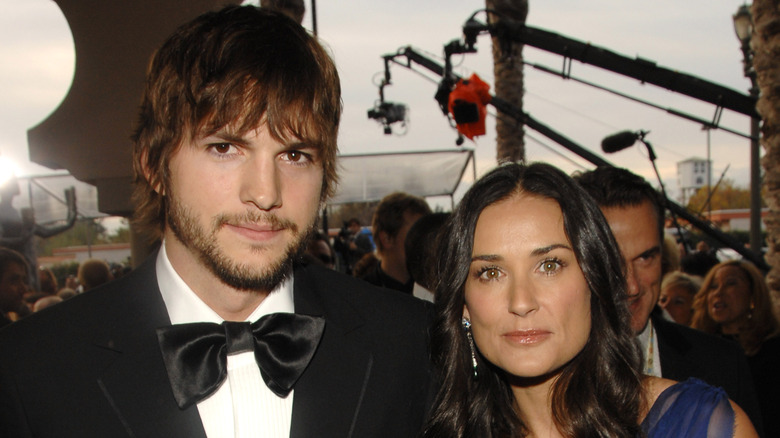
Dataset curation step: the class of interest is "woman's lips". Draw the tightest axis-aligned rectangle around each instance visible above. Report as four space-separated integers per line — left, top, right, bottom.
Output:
503 330 552 344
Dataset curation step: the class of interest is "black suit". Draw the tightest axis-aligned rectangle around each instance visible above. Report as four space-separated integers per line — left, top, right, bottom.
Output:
0 256 434 437
652 309 764 436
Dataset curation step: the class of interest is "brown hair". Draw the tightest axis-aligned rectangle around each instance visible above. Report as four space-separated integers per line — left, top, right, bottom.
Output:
371 192 431 252
131 5 341 239
691 260 780 356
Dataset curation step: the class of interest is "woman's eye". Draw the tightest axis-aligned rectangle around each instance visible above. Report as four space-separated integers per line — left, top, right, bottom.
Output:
539 259 561 273
477 267 501 281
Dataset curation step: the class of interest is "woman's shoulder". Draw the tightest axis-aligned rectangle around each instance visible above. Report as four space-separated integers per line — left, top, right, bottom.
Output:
641 377 758 438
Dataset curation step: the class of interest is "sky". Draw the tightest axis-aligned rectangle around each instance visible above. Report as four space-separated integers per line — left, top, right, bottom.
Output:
0 0 758 210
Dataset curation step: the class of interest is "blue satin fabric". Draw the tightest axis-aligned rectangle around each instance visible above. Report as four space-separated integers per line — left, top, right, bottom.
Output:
641 378 735 438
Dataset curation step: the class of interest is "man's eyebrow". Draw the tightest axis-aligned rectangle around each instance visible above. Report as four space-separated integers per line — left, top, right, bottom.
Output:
635 246 661 260
206 130 245 144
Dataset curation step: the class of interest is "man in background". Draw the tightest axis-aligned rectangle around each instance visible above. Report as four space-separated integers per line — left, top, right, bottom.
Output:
574 165 764 435
359 192 431 294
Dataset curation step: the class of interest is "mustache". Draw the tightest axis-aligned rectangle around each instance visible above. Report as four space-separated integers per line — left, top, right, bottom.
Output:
213 211 298 233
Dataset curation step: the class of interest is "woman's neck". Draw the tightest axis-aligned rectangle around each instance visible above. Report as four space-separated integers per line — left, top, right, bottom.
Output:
510 374 563 438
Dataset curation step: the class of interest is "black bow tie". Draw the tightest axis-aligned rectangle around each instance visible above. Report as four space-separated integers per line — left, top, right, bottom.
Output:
156 313 325 409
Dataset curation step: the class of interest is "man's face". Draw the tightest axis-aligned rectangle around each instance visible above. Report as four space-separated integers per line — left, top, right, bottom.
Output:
0 262 28 314
162 124 323 292
601 201 663 333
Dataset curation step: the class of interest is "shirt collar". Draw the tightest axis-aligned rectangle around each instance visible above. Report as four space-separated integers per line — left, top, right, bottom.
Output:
156 240 294 325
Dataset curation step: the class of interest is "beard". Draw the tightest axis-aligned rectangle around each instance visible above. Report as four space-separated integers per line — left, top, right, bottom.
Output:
165 194 317 293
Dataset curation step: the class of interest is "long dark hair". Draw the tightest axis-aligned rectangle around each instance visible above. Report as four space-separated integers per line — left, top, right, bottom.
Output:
422 162 643 437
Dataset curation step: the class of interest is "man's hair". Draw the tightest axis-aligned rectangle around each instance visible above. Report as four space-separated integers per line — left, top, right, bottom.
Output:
572 166 664 241
371 192 431 252
131 5 342 239
0 248 28 280
77 259 113 292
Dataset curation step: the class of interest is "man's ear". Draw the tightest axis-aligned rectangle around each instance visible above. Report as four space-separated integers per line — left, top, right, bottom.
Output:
378 230 394 250
139 149 164 196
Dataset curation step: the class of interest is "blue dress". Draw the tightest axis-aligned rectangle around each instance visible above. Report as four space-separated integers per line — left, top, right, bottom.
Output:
641 378 735 438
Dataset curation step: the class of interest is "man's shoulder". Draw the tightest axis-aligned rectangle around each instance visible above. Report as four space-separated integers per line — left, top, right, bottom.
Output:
0 259 160 349
294 263 432 323
653 313 742 354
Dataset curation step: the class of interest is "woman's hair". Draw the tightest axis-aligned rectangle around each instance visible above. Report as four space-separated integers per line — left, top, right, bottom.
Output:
661 271 700 297
691 260 780 356
422 162 643 437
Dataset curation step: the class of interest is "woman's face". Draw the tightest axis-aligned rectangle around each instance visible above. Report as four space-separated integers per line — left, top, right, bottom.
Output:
659 284 694 326
463 193 591 381
706 265 753 334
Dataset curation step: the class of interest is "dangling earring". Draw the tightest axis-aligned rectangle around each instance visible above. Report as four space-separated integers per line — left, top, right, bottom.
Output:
462 317 478 379
749 302 755 320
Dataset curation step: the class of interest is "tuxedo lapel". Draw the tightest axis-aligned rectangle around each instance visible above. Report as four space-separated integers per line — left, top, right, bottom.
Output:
290 265 373 438
92 258 207 438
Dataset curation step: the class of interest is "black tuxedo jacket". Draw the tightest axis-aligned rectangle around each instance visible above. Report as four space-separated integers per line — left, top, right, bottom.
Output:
652 309 764 435
0 257 434 437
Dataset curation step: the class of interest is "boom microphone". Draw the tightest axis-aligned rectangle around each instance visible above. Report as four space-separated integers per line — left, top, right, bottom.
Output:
601 130 640 153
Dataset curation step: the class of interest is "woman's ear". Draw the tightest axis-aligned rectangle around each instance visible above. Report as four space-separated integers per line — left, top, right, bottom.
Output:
463 305 470 321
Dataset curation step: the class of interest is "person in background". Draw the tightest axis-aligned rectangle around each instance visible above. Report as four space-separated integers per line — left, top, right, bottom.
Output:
404 212 450 302
301 232 336 270
77 258 114 292
38 267 58 295
359 192 431 294
0 248 29 327
659 271 700 326
574 165 764 434
423 162 757 437
692 260 780 438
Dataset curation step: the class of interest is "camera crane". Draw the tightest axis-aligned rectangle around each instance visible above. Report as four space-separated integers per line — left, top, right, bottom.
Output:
368 10 768 270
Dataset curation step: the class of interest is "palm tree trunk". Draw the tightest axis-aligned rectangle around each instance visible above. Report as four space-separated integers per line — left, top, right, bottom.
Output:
485 0 528 164
752 0 780 313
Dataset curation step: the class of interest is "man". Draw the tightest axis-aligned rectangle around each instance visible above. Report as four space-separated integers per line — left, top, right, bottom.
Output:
335 218 373 274
359 192 431 294
0 247 29 327
574 166 764 434
0 6 432 437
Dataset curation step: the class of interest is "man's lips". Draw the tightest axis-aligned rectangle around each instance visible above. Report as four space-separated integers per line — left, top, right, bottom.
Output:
503 330 551 344
224 222 286 240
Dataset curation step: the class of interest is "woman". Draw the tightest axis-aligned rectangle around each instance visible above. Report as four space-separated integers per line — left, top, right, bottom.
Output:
659 271 700 326
422 162 756 438
692 260 780 437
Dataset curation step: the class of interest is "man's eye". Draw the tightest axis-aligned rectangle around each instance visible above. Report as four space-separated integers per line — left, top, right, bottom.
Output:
282 150 312 164
210 143 234 154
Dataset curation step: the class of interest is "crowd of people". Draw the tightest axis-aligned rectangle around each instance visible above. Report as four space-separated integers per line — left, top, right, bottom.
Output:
0 249 125 328
0 4 777 437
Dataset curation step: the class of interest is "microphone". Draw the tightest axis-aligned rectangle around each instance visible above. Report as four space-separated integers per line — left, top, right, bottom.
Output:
601 131 640 153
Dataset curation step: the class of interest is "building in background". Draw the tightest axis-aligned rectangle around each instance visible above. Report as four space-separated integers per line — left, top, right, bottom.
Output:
677 157 711 205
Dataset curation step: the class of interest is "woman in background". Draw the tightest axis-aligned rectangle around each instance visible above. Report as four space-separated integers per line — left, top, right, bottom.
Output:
659 271 700 326
422 162 756 438
692 260 780 437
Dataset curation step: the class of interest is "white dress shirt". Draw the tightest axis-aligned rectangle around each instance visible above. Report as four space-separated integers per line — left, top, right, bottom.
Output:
156 243 295 438
637 319 662 377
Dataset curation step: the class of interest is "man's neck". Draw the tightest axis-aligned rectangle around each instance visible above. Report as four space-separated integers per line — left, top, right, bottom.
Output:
379 257 409 285
164 240 268 321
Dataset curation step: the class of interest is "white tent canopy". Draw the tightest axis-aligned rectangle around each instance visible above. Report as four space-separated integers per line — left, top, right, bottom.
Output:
330 149 475 205
5 173 105 225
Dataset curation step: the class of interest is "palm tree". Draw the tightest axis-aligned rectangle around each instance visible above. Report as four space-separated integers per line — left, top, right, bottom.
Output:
752 0 780 311
485 0 528 163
